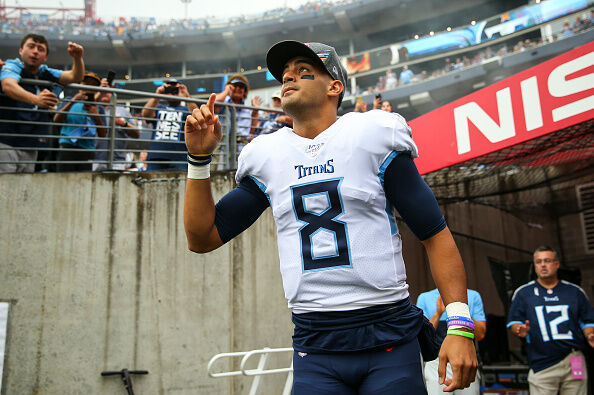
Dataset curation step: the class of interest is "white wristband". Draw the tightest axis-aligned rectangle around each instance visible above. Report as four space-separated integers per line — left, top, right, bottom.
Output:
187 164 210 179
445 302 471 319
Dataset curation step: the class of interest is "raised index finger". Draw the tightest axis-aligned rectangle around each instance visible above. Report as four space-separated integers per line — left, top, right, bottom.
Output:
207 93 217 114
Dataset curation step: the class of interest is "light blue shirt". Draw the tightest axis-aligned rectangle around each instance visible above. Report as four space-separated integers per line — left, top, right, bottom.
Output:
0 58 62 83
416 288 486 322
399 69 414 85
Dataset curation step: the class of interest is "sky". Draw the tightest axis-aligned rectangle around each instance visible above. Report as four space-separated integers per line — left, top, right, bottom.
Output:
5 0 315 22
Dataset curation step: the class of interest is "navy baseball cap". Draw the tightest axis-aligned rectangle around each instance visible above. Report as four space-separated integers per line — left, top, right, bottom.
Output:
266 40 348 106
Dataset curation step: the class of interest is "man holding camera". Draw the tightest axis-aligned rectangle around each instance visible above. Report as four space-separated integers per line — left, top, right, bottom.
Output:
141 78 196 171
53 71 105 172
0 33 85 173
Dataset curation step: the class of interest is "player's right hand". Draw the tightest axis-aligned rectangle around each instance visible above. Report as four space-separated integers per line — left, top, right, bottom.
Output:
516 320 530 338
185 93 222 155
438 333 478 392
35 89 58 108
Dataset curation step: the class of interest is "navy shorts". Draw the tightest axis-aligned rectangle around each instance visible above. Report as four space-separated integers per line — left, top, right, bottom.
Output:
292 338 427 395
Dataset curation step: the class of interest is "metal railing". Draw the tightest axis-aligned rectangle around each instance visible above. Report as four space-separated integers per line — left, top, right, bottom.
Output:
207 347 293 395
0 79 283 173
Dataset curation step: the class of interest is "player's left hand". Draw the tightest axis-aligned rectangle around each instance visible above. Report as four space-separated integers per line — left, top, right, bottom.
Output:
438 334 478 392
67 42 84 58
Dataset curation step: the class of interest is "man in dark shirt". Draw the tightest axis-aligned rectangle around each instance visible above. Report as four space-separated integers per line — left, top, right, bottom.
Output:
141 78 196 171
508 246 594 394
0 33 85 173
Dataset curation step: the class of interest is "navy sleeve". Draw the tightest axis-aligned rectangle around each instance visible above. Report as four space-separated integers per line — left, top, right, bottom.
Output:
383 153 446 240
214 176 270 243
507 291 526 328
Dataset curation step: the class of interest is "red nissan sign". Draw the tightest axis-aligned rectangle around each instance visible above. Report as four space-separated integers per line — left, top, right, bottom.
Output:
411 41 594 175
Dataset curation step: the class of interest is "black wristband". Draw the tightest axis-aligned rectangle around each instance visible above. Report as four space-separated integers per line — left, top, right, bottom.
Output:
187 153 212 167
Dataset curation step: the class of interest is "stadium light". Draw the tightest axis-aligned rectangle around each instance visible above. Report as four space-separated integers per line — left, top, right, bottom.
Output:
447 27 452 31
471 20 476 25
414 34 419 39
257 66 262 70
429 31 434 36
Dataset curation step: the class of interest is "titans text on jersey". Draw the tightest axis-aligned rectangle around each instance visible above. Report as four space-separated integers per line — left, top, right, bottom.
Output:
295 159 335 179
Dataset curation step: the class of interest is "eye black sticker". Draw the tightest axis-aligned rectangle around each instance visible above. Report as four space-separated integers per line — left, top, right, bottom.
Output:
301 75 315 80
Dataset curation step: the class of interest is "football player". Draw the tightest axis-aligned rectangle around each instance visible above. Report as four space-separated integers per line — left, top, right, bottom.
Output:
183 40 477 394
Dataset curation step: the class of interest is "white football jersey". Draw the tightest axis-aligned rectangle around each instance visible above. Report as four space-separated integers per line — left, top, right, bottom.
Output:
236 110 419 314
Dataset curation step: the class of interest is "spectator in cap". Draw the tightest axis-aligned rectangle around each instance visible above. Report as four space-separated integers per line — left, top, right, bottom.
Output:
141 77 196 171
214 73 262 151
53 71 105 172
258 91 293 135
0 33 85 173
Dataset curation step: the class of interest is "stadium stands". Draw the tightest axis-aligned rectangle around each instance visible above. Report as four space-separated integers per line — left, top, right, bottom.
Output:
0 0 592 173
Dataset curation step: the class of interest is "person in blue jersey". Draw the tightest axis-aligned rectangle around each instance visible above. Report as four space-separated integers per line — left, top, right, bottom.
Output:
141 78 197 171
417 289 486 394
183 40 477 394
508 246 594 394
53 72 105 172
0 34 85 173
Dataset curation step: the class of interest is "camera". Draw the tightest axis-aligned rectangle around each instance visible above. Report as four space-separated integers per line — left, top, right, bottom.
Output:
107 70 116 86
375 94 382 100
163 85 179 94
85 92 95 102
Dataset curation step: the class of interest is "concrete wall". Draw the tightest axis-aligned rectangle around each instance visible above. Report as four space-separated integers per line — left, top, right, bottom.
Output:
0 171 292 395
1 170 591 394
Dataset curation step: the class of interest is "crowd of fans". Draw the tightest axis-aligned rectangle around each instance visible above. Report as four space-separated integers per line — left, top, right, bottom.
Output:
357 11 593 100
0 33 293 173
0 0 358 37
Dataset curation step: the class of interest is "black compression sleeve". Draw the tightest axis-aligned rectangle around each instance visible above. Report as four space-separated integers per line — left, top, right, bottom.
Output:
214 177 271 243
383 153 446 240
